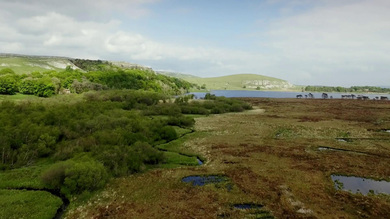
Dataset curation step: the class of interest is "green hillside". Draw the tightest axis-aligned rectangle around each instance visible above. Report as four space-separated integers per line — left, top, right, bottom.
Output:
185 73 295 91
0 54 78 74
0 54 196 97
156 71 200 80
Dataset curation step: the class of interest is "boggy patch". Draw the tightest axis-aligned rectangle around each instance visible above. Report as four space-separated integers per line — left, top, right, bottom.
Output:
233 203 263 209
182 175 228 186
331 175 390 195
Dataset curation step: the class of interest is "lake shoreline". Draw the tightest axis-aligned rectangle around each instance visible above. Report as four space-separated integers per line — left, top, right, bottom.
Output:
189 90 390 99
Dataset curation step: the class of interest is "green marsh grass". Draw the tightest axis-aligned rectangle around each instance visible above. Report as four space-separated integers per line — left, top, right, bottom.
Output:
0 189 62 219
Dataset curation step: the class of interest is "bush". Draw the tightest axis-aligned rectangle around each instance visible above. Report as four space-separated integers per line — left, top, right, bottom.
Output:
41 156 109 196
34 79 55 97
63 157 108 195
204 93 216 100
180 105 209 115
41 161 74 190
97 145 140 176
211 106 226 114
0 76 18 95
0 68 15 75
158 126 178 141
166 116 195 128
19 80 36 95
230 103 244 112
132 142 164 165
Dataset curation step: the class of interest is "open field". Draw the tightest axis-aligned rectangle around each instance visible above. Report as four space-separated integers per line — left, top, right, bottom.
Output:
64 98 390 218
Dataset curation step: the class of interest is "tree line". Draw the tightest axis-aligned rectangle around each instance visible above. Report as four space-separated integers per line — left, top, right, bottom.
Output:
304 85 390 93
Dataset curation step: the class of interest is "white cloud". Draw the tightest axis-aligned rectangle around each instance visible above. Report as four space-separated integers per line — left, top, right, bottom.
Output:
258 0 390 85
1 0 389 86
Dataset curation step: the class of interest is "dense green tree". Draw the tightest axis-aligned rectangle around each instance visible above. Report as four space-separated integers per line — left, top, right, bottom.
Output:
0 75 19 94
19 79 35 94
0 68 15 75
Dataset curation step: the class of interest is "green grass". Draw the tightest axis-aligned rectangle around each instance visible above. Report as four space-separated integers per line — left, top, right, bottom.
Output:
0 93 41 101
173 126 193 137
157 132 204 156
0 189 62 219
161 151 199 167
0 164 52 189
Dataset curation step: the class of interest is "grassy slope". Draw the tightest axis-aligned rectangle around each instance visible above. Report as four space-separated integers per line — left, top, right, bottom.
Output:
157 71 299 91
187 74 285 90
187 74 295 91
0 54 77 74
156 71 200 80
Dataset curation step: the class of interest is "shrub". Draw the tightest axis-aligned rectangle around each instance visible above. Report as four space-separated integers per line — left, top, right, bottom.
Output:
0 75 18 95
0 68 15 75
41 156 109 196
132 142 164 165
204 93 216 100
19 80 36 94
230 103 244 112
97 145 142 176
41 161 74 190
63 157 108 195
166 116 195 128
158 126 178 141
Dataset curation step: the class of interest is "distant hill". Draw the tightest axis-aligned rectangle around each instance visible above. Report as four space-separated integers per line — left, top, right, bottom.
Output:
158 72 294 91
0 54 295 92
0 53 79 73
156 71 200 80
0 54 154 74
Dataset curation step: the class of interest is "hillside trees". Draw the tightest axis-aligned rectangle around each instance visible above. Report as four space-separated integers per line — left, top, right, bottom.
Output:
0 65 196 97
304 85 390 93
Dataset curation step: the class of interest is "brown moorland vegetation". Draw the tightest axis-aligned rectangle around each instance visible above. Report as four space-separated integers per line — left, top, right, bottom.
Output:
66 98 390 218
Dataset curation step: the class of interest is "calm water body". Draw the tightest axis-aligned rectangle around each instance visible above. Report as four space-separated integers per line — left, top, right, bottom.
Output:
331 175 390 195
190 90 389 99
233 204 263 210
182 175 227 186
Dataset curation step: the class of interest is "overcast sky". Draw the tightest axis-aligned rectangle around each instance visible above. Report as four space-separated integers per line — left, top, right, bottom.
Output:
1 0 389 86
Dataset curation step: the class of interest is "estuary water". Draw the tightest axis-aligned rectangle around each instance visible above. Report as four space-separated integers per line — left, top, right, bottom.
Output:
189 90 389 99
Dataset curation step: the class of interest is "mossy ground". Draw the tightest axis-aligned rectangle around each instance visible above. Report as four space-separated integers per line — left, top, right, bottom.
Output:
3 98 389 218
65 98 390 218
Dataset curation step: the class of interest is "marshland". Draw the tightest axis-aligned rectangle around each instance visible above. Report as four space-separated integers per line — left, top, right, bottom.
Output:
64 97 390 218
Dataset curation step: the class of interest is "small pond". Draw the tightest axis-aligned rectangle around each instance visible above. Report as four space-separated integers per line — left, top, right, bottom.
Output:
182 175 228 186
197 158 203 165
233 203 263 210
331 175 390 195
